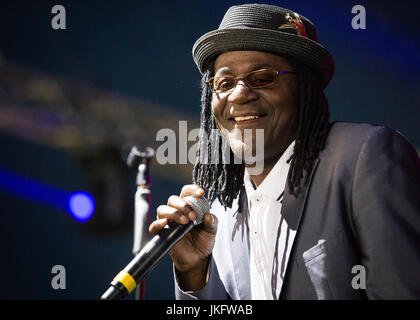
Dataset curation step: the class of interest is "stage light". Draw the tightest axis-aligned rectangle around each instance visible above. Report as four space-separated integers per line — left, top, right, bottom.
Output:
0 166 95 223
68 191 95 222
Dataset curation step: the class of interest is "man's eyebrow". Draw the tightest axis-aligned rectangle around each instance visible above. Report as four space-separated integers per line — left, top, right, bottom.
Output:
215 63 274 76
214 67 232 76
250 63 273 70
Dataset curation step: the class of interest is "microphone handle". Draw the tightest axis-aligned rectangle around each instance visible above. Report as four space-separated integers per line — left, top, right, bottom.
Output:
100 221 194 300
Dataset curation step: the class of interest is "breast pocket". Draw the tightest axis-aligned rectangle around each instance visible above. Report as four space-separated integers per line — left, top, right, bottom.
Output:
302 239 333 300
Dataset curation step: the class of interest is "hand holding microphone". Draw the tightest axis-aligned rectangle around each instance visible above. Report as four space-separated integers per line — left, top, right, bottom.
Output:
100 184 217 299
150 184 218 292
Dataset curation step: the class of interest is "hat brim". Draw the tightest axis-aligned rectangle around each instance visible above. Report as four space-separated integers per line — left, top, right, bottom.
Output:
192 28 335 88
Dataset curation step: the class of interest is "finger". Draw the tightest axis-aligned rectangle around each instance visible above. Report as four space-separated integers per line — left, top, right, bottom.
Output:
157 205 189 224
167 195 196 221
149 218 168 235
180 184 205 199
202 213 218 235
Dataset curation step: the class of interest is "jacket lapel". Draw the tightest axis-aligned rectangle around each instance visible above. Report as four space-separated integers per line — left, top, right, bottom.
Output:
278 158 320 296
282 158 320 230
224 158 320 300
229 190 252 300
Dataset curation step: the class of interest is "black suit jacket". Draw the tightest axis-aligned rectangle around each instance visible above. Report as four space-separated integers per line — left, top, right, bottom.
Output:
175 122 420 300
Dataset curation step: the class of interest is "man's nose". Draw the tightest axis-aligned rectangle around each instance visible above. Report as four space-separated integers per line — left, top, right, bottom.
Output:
227 80 258 104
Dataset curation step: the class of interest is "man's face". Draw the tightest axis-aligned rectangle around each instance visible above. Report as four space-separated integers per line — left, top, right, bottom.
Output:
211 50 298 168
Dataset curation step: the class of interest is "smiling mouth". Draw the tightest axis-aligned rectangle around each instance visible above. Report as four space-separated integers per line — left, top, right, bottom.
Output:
230 114 267 122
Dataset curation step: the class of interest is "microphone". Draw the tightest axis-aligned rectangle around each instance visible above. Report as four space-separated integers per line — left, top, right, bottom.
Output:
100 195 210 300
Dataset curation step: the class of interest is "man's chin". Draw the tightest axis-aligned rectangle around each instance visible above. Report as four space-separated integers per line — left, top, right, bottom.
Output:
230 143 265 168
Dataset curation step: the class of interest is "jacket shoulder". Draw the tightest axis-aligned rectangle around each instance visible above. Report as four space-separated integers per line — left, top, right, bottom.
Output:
322 121 409 161
326 121 416 155
326 121 383 147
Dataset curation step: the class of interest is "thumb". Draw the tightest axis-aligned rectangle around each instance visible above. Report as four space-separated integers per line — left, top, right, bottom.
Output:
202 213 218 235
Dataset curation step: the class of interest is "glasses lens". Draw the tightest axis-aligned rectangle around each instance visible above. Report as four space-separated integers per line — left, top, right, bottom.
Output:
247 69 276 88
213 77 235 92
209 69 278 92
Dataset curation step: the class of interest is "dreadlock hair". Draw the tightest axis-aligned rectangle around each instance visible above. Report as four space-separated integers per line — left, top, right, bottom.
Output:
193 57 330 209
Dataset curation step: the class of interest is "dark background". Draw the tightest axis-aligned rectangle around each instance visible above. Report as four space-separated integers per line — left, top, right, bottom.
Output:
0 0 418 299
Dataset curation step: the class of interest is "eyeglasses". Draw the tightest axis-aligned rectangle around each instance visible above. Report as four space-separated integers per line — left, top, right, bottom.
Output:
206 68 295 93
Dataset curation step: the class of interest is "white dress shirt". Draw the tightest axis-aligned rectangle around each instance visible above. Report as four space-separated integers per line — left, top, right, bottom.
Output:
244 140 297 300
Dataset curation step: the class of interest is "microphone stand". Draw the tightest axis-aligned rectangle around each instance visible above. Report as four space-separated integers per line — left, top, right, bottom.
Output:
126 146 155 300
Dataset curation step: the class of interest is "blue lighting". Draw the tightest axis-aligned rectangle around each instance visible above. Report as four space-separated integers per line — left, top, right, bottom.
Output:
68 192 95 222
0 166 95 222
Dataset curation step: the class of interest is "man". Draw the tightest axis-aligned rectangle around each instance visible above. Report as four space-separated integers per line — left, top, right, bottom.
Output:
149 4 420 299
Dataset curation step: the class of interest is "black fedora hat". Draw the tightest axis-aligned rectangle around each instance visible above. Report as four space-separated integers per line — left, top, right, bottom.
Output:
192 3 335 88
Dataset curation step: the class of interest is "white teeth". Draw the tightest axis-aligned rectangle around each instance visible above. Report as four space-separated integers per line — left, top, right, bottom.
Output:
234 115 260 122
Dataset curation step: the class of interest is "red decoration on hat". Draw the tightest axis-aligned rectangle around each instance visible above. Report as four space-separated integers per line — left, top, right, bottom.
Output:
278 12 308 38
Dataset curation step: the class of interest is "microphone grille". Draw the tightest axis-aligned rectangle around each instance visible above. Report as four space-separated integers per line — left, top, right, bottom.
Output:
183 196 210 225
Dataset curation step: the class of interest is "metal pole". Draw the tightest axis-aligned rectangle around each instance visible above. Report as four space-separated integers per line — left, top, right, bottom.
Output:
126 146 154 300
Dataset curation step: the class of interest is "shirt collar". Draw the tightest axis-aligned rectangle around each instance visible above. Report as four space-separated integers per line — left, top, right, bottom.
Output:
244 140 295 200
